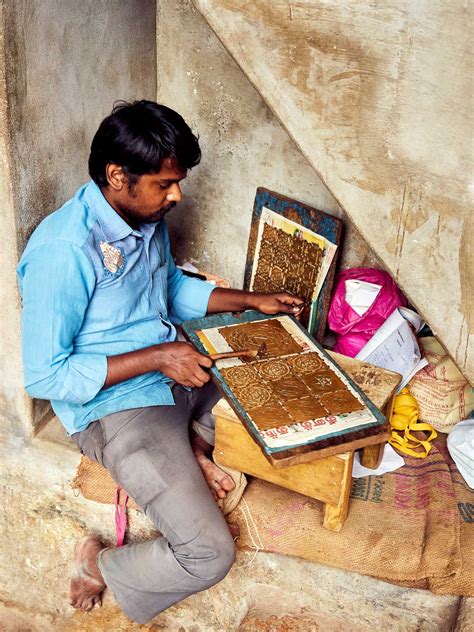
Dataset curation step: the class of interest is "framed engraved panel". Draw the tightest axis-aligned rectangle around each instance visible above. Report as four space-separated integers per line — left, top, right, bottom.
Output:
244 188 343 341
183 311 389 467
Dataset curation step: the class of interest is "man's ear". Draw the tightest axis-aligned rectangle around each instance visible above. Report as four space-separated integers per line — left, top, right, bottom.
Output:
105 163 127 191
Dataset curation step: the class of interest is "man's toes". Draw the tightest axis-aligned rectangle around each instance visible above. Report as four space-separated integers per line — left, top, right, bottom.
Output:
80 596 94 612
214 472 234 492
74 597 84 611
92 594 102 607
220 474 235 492
216 486 227 499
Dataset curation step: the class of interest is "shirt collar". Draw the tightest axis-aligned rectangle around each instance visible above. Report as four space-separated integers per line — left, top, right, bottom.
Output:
83 181 135 243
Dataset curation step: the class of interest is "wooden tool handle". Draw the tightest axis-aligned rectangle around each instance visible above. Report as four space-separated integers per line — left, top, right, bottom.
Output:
209 350 258 361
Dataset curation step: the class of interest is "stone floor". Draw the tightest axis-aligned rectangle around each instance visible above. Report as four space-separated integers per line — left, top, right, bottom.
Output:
1 423 472 632
1 550 472 631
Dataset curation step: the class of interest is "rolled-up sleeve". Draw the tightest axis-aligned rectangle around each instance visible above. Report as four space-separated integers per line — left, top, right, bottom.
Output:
163 225 215 323
17 241 107 405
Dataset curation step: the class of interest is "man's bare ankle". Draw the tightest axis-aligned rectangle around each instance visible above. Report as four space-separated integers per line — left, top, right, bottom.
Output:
190 430 213 457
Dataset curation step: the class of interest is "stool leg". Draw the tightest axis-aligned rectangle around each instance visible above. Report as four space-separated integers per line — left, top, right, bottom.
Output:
361 442 385 469
361 394 396 469
322 452 354 532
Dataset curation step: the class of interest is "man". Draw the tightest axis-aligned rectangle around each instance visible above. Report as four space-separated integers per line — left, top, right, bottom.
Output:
17 101 303 624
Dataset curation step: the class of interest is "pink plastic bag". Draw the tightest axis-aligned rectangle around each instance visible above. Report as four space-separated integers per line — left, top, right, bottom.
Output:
328 268 407 357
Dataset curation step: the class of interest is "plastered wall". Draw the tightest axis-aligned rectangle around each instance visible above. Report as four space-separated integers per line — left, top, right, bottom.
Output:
193 0 473 381
0 0 156 432
156 0 380 288
0 3 32 434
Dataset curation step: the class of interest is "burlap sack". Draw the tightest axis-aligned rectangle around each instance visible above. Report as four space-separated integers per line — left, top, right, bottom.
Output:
427 438 473 596
230 439 472 596
409 337 474 433
72 456 140 511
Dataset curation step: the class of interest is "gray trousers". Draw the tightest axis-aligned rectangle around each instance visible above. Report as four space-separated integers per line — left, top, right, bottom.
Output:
73 382 236 624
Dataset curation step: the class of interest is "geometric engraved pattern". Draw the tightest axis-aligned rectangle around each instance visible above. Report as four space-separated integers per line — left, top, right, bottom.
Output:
220 348 364 432
290 352 326 375
219 319 303 359
252 223 323 302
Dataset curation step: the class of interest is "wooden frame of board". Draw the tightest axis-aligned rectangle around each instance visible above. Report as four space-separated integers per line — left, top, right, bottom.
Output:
182 311 390 467
243 187 343 342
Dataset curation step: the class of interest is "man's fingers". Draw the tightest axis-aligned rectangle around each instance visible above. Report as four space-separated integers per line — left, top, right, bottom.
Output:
181 378 196 387
279 293 305 314
193 365 211 384
278 301 304 314
196 353 213 369
281 293 304 306
189 373 209 388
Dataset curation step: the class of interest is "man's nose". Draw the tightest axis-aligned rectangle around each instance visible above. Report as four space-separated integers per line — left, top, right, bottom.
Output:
166 183 182 203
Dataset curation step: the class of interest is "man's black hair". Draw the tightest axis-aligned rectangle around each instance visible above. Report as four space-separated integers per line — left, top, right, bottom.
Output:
88 100 201 187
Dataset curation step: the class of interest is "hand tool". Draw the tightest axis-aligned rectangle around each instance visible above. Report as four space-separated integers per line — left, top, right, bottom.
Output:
209 342 267 361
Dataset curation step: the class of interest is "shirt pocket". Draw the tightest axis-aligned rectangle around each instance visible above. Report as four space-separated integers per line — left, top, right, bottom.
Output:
89 265 148 327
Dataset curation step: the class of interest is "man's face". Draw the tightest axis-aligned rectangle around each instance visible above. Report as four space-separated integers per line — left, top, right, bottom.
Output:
107 158 187 228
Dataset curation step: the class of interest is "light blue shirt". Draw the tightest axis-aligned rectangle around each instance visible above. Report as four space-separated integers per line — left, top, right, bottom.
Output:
17 181 215 434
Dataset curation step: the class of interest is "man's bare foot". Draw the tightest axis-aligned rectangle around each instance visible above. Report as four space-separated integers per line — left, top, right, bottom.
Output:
191 433 235 500
69 536 106 612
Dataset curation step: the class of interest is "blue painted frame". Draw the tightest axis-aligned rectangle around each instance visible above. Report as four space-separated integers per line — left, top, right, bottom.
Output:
182 311 386 459
243 188 343 342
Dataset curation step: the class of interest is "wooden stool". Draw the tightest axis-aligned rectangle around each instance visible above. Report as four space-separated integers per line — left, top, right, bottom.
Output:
213 352 401 532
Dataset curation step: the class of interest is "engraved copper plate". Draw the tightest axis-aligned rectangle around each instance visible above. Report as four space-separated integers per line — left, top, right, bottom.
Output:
249 404 294 430
219 319 303 358
233 383 273 410
319 390 364 415
219 319 367 433
256 359 292 381
281 396 328 422
301 371 345 394
289 352 326 375
252 223 323 302
267 375 308 400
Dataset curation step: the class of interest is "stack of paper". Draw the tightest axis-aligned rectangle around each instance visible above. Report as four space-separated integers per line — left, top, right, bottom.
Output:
356 307 428 391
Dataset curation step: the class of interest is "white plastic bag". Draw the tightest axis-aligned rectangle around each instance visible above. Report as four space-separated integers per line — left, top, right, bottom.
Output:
447 419 474 489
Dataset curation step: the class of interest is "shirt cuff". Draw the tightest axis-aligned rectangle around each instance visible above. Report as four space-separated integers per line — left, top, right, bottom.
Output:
170 277 215 323
59 353 108 405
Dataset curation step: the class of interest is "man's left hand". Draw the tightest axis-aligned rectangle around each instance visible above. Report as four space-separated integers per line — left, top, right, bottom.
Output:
250 292 305 316
207 287 305 316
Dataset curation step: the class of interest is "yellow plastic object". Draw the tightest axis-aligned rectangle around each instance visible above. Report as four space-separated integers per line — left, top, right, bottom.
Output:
389 388 437 458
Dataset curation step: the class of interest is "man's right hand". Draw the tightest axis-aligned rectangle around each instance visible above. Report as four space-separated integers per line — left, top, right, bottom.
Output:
154 341 213 387
103 341 213 390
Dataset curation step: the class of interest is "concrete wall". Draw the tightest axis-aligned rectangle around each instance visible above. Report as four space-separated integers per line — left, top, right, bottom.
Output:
0 0 156 432
193 0 473 381
0 2 33 436
156 0 379 289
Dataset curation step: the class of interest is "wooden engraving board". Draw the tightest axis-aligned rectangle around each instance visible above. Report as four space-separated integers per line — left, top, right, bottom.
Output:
244 188 343 342
183 311 390 467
